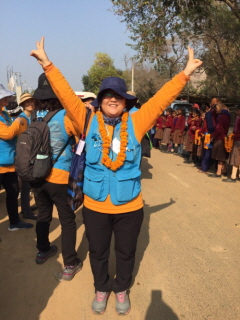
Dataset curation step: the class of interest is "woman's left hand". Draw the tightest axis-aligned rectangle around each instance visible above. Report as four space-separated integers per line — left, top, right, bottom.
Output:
184 47 203 77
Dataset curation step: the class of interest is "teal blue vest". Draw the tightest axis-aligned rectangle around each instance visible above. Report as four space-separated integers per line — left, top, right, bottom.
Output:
19 112 31 125
83 115 141 205
0 111 16 166
48 110 74 172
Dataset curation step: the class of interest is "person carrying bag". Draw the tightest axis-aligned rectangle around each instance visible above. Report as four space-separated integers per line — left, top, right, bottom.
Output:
67 109 92 210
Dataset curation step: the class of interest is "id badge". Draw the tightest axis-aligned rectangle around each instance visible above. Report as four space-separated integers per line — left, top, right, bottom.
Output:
76 140 86 156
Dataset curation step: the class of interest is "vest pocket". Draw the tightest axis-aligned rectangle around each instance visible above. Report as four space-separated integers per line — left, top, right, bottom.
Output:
125 148 134 162
83 167 105 200
86 145 102 164
115 171 140 202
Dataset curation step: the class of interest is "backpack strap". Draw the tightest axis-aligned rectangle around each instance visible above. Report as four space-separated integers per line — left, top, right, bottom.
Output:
55 109 92 163
52 136 72 165
81 109 92 141
31 109 61 123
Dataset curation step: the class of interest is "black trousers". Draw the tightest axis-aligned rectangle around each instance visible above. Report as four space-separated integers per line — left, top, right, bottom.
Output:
21 181 32 214
0 172 20 224
82 206 144 293
32 180 78 266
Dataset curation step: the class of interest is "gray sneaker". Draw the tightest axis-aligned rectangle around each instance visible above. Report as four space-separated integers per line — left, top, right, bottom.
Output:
55 258 82 281
115 290 131 315
92 291 110 314
36 245 58 264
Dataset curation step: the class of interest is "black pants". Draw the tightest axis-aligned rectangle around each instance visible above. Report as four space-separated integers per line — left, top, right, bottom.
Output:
32 181 78 266
0 172 20 224
82 206 144 293
21 181 32 214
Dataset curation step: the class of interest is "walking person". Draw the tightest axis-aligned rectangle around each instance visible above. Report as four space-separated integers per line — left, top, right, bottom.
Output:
0 85 34 231
30 37 202 315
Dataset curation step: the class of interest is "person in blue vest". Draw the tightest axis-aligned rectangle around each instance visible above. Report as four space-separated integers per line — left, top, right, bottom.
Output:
30 37 202 315
0 84 34 231
18 93 38 220
31 74 81 281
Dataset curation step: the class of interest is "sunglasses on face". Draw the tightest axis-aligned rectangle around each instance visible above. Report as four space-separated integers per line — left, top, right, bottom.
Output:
102 93 124 100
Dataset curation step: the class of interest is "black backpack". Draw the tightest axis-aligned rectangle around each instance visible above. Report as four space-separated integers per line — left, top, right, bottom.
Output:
15 110 70 183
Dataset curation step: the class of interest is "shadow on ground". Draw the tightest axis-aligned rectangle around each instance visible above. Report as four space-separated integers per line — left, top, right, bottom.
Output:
132 198 176 286
0 197 86 320
145 290 179 320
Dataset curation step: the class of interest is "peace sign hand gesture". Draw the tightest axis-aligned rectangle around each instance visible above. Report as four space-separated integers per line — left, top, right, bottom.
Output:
30 37 51 68
183 47 202 77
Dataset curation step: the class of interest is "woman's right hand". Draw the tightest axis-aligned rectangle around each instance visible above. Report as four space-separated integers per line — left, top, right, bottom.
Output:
30 37 51 68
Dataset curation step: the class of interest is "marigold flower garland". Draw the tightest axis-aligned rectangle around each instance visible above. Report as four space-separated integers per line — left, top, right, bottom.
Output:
96 111 129 171
194 130 201 145
224 133 234 153
204 134 211 149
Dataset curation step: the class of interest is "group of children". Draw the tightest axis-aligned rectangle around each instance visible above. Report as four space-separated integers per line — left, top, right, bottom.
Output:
153 98 240 182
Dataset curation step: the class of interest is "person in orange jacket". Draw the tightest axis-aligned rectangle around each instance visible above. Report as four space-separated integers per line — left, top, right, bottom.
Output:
0 85 34 231
30 37 202 315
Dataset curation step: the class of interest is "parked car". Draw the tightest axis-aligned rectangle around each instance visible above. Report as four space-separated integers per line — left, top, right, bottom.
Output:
170 100 193 116
168 100 193 126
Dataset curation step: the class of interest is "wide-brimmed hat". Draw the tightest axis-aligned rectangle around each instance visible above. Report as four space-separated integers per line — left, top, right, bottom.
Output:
33 73 57 100
91 77 137 110
19 93 34 106
0 84 15 100
80 92 96 100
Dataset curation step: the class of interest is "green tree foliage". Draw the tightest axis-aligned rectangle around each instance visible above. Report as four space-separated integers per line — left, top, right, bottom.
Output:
111 0 240 99
82 53 123 94
122 63 169 104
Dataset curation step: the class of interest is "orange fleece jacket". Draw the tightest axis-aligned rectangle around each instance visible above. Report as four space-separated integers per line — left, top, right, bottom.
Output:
44 63 189 213
0 117 24 174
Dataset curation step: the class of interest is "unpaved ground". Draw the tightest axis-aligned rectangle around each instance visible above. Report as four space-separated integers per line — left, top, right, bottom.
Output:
0 149 239 320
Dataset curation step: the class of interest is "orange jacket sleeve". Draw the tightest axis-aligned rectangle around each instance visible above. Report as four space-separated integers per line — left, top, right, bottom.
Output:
0 118 22 139
44 63 88 136
131 72 189 142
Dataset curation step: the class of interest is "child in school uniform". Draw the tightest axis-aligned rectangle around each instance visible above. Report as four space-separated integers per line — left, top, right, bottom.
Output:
184 107 193 159
184 108 201 162
162 108 173 153
222 105 240 182
171 108 186 155
154 114 165 150
208 103 230 178
193 110 205 166
198 103 217 173
170 110 177 152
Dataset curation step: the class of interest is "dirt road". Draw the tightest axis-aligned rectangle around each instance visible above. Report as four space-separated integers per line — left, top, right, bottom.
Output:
0 149 239 320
